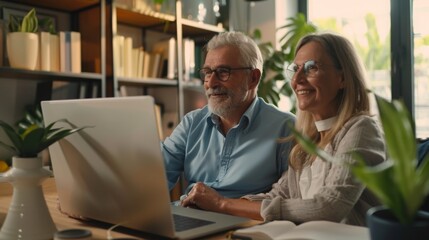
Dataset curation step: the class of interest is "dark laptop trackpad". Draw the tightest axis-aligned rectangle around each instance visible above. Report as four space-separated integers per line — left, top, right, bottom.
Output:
173 214 215 232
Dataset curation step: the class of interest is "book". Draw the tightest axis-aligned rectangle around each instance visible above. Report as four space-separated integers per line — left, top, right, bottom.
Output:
154 104 164 140
136 47 145 78
59 31 70 72
232 220 369 240
50 34 60 72
123 37 133 77
149 52 162 78
131 47 140 77
142 51 151 78
70 32 81 73
182 38 195 82
59 31 81 73
152 37 177 79
39 32 51 71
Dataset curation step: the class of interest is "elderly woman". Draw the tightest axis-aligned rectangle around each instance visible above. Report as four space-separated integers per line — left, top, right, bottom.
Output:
181 32 386 226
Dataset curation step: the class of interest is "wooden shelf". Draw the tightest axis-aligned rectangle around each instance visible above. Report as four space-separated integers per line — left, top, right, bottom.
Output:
181 18 224 37
11 0 100 12
0 67 103 83
118 77 177 87
116 6 175 30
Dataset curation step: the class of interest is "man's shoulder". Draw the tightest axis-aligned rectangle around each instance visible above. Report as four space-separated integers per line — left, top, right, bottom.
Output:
257 99 295 119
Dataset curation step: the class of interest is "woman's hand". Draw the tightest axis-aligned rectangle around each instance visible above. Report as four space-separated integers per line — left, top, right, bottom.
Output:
181 182 225 212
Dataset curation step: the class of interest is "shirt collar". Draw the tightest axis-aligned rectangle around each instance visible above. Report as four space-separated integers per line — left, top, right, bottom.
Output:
314 116 338 132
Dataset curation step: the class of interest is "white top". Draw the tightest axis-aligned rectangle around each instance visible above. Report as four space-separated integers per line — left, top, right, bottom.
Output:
300 158 327 199
300 116 337 198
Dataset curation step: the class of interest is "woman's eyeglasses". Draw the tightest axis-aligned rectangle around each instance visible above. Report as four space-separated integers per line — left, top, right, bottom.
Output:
199 67 253 82
286 60 324 80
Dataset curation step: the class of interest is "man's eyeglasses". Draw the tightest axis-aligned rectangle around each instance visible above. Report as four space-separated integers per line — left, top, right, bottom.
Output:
199 67 253 82
286 60 324 80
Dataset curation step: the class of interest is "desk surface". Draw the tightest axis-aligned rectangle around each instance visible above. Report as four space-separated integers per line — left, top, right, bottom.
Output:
0 177 259 240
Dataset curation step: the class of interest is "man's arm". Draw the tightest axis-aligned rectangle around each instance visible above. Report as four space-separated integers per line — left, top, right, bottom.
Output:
181 182 263 220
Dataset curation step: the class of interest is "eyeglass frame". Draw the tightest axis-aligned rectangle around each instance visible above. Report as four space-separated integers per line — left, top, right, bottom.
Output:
198 66 254 82
286 59 338 80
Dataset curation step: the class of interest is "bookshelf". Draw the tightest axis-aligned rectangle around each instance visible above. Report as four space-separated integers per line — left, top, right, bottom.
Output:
109 0 224 123
0 0 105 100
0 0 227 133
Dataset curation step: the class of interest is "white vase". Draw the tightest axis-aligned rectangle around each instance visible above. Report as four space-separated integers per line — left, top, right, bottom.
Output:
6 32 39 70
0 156 57 240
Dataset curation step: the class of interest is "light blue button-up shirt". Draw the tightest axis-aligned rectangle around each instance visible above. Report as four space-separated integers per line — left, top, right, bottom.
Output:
161 97 295 198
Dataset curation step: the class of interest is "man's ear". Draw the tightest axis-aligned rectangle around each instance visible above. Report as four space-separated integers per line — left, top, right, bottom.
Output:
250 69 262 89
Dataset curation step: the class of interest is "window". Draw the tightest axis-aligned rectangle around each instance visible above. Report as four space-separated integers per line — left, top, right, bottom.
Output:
307 0 428 138
413 0 429 139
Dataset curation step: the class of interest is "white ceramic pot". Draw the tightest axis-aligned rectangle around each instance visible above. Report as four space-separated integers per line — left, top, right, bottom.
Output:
6 32 39 70
0 156 57 240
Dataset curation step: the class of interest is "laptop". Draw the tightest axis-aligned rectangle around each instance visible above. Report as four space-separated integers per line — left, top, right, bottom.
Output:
41 96 251 239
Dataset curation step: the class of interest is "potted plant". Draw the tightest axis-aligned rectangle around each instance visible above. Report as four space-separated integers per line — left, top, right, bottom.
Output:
254 13 317 112
0 118 89 239
6 8 39 70
292 95 429 239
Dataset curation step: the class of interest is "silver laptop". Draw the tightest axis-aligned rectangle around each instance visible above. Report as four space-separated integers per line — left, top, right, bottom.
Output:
41 96 250 239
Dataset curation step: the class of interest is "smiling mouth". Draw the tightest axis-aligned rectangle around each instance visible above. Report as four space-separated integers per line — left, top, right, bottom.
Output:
296 90 311 95
209 93 227 98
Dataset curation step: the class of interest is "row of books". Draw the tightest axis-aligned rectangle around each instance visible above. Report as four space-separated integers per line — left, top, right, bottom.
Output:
37 31 81 73
114 35 173 79
114 34 196 81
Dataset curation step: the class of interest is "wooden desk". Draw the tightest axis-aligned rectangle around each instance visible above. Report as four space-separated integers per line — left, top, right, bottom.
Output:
0 177 259 239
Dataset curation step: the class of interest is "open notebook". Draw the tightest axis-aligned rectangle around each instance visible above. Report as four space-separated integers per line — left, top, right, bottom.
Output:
41 96 250 239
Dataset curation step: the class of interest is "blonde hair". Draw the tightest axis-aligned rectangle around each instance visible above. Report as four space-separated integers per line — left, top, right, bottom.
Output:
288 32 370 170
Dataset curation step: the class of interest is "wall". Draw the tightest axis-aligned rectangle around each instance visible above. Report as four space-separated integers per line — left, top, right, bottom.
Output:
248 0 298 49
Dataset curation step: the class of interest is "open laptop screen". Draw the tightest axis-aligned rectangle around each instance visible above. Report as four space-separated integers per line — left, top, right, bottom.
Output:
42 96 176 237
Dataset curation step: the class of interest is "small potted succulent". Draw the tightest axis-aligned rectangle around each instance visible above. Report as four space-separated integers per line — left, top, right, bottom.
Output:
0 118 89 239
6 8 39 70
0 118 87 158
292 95 429 240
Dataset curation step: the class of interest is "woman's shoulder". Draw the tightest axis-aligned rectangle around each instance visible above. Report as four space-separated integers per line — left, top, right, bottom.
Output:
334 114 383 144
345 114 380 130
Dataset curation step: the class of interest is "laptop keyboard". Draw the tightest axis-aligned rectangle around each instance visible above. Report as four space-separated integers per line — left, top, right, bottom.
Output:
173 214 215 232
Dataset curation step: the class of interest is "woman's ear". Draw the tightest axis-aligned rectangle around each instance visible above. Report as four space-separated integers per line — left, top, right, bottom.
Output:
338 71 345 89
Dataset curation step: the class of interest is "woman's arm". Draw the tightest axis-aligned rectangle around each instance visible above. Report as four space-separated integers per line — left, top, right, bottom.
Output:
181 182 263 220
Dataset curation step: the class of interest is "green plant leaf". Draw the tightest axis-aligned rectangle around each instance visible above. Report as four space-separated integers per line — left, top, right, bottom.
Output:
0 141 17 155
38 17 55 34
0 118 90 158
8 15 21 32
351 154 407 222
0 120 23 152
21 127 45 157
375 95 420 222
255 13 317 111
21 8 38 32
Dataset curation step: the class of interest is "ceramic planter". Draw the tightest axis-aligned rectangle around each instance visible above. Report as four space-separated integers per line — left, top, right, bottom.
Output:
366 205 429 240
6 32 39 70
0 156 57 240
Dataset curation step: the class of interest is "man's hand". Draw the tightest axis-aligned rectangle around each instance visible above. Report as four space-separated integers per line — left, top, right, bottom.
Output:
181 182 225 212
